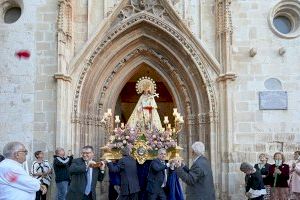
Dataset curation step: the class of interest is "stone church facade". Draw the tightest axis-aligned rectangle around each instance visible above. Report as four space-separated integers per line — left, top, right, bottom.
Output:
0 0 300 199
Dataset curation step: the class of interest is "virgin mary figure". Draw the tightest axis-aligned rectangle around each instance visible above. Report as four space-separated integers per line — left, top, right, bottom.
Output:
127 77 163 131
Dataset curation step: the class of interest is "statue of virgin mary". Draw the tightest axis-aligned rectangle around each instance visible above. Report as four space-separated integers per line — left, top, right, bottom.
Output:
127 77 163 131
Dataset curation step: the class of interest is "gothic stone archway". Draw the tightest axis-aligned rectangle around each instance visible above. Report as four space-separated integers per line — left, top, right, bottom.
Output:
58 0 221 198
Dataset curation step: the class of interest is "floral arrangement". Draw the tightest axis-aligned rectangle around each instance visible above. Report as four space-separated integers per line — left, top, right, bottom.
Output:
106 126 177 151
107 127 138 149
145 128 177 151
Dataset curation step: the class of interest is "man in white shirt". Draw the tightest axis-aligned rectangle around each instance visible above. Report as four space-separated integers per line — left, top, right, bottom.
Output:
0 141 45 200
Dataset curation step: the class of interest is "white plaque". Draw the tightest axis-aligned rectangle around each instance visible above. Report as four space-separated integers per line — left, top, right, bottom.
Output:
259 91 288 110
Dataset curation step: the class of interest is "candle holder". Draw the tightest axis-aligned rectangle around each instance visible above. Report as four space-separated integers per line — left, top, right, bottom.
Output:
100 108 114 138
101 107 184 163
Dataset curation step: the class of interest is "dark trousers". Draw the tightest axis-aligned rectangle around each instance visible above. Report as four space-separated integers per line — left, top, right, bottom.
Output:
147 188 167 200
119 192 139 200
35 184 48 200
109 184 119 200
83 192 93 200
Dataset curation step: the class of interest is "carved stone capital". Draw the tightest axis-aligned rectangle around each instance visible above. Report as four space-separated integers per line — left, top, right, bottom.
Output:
216 73 237 82
208 111 219 123
187 114 196 125
198 113 209 124
54 73 72 82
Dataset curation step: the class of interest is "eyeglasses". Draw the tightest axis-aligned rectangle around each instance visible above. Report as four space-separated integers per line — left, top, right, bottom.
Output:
17 150 28 155
82 151 92 155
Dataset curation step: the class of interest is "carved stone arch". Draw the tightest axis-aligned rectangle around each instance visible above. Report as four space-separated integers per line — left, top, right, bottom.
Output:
62 1 222 198
75 46 210 154
71 13 219 113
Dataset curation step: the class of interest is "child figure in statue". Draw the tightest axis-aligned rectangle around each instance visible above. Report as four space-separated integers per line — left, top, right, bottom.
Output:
127 77 162 131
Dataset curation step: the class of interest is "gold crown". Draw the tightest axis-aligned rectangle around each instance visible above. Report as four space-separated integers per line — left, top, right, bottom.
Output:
135 76 157 94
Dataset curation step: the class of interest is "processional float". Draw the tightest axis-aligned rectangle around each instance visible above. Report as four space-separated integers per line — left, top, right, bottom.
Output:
100 77 184 164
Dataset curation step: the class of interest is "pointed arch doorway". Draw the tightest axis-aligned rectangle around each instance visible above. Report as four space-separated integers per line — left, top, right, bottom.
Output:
68 17 219 171
72 43 214 165
71 45 216 197
60 1 221 197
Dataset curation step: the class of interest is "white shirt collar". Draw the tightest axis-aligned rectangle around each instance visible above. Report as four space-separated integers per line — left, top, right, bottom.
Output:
4 158 23 167
193 155 202 163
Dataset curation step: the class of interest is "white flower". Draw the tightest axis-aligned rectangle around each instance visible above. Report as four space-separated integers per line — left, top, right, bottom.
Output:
110 136 115 141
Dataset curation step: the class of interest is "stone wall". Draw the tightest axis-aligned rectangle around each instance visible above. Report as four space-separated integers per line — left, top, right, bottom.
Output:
0 0 57 161
230 0 300 199
1 0 300 199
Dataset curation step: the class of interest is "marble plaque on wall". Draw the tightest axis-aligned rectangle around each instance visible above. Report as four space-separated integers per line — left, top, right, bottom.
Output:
259 91 288 110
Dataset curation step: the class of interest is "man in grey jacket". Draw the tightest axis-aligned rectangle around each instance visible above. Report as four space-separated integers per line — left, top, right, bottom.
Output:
174 141 215 200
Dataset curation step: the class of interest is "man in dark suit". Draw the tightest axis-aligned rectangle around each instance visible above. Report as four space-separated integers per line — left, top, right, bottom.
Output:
66 146 105 200
107 146 140 200
174 141 215 200
146 148 169 200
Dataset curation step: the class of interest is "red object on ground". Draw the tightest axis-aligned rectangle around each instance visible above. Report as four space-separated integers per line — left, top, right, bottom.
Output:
15 50 31 59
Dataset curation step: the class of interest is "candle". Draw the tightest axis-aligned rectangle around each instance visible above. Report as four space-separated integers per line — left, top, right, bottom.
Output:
167 124 171 129
115 115 120 123
173 108 178 116
179 116 184 123
163 116 169 124
121 123 125 128
107 108 112 116
104 112 108 118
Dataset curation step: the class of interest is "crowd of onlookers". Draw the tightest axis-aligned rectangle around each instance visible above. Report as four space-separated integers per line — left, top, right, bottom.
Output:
0 141 216 200
240 151 300 200
0 141 299 200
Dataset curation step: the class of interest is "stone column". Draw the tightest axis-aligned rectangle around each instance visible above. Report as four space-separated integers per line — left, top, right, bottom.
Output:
55 0 73 150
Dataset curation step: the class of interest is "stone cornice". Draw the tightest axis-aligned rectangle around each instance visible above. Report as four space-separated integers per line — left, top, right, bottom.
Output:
216 73 237 82
54 73 72 82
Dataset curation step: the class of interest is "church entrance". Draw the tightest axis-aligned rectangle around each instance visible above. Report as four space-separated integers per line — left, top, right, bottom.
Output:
63 1 221 198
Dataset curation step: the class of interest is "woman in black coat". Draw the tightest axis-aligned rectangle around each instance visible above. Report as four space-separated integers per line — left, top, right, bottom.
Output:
254 153 271 200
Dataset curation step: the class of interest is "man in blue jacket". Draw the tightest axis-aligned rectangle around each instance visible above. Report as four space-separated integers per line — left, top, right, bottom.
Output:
146 148 169 200
107 146 140 200
66 146 105 200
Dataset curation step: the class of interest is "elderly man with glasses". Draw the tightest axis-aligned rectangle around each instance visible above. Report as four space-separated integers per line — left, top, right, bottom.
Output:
0 141 46 200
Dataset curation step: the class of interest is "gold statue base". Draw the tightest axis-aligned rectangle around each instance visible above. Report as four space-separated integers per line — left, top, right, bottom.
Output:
101 145 183 164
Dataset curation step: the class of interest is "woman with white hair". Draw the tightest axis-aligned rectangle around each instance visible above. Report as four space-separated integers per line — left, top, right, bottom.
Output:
240 162 266 200
174 141 215 200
